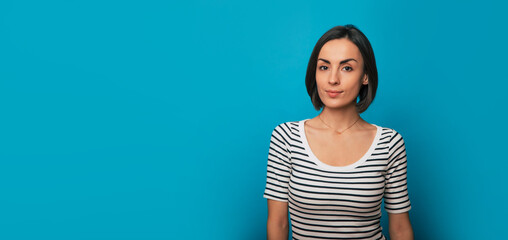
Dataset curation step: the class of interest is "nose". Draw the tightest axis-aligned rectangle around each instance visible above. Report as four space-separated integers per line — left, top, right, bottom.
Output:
328 68 340 85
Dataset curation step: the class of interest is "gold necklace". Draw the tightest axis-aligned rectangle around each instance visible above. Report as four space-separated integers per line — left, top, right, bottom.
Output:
318 114 361 135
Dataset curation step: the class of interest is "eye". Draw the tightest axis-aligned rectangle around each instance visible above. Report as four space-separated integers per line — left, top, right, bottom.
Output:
318 66 328 70
342 66 353 71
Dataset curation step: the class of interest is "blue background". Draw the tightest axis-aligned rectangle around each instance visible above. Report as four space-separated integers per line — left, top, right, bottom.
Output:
1 0 507 239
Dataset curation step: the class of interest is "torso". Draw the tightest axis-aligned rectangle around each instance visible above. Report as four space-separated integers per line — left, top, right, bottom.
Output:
304 117 378 167
263 120 412 239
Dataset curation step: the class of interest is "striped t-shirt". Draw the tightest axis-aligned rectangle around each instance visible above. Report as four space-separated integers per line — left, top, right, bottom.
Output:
263 119 411 239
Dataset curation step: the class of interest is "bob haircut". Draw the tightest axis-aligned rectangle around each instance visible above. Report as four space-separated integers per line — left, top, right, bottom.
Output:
305 24 378 113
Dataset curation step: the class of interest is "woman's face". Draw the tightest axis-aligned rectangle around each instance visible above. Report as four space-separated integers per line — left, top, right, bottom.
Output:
315 38 368 110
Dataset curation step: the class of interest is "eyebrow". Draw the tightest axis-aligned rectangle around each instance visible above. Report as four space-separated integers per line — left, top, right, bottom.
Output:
318 58 357 64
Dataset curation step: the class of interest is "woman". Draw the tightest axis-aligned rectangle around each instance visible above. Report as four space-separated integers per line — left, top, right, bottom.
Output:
263 25 413 240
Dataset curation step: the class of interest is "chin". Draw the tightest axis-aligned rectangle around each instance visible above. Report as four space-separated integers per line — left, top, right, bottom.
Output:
322 100 356 110
323 103 348 109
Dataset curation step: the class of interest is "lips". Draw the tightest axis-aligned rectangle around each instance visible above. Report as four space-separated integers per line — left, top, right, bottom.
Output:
326 90 343 97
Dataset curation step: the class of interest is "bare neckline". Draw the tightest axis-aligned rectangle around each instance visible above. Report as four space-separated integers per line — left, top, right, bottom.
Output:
299 119 381 171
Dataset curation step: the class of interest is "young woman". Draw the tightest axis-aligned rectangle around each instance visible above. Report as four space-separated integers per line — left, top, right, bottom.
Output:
263 25 413 240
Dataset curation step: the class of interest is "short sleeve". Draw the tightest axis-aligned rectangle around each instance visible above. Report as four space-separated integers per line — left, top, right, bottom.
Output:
384 130 411 213
263 124 292 202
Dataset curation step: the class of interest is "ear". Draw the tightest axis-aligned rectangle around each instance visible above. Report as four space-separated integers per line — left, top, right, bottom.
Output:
362 73 369 85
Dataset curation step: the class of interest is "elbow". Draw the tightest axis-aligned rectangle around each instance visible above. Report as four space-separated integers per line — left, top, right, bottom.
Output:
389 224 414 240
267 217 289 240
390 230 414 240
388 212 414 240
267 216 288 230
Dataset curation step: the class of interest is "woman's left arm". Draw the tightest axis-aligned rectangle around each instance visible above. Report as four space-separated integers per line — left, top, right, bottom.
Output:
388 212 413 240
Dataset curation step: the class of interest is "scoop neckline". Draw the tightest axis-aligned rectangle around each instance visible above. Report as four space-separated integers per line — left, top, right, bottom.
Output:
299 118 381 171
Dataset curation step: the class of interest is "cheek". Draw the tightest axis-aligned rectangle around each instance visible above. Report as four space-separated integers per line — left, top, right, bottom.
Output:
315 71 325 81
315 75 326 89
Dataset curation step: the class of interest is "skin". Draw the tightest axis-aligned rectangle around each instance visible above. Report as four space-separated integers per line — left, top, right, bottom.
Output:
267 38 413 240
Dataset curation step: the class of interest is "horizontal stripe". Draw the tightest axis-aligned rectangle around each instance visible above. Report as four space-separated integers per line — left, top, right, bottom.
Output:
289 204 381 216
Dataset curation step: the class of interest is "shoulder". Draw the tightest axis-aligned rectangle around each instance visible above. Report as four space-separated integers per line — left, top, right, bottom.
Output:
374 124 404 141
377 126 407 155
271 119 302 134
373 124 406 151
269 119 304 142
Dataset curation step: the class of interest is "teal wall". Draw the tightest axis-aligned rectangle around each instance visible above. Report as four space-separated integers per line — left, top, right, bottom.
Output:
1 0 507 239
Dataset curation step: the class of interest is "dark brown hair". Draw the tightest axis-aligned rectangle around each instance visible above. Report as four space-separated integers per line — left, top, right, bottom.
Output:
305 24 378 113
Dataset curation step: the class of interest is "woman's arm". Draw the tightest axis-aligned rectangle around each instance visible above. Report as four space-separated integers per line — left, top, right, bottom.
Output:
388 212 413 240
267 199 289 240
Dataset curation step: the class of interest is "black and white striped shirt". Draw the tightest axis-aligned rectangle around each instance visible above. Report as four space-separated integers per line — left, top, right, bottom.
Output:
263 119 411 239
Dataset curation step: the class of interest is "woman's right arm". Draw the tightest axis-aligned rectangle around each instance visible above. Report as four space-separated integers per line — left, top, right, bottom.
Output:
267 199 289 240
264 124 291 239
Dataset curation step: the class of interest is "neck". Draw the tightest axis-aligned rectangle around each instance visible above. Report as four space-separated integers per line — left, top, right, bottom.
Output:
319 103 361 130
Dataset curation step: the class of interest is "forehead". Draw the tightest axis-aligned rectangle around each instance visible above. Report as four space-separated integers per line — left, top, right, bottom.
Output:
318 38 363 63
